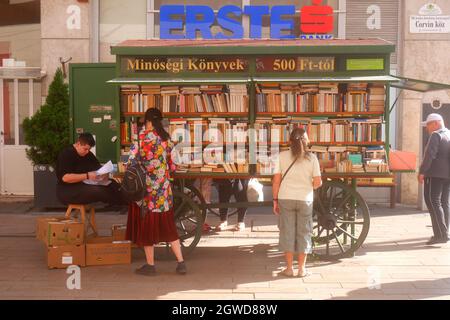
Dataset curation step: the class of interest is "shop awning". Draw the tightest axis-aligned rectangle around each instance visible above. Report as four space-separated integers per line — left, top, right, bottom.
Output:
252 75 400 83
0 67 46 79
107 77 251 85
389 76 450 92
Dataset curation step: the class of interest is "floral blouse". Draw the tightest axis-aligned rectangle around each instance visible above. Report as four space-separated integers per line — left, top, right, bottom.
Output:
128 129 176 213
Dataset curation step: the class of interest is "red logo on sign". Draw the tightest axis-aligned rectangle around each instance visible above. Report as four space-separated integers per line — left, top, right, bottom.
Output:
301 0 334 34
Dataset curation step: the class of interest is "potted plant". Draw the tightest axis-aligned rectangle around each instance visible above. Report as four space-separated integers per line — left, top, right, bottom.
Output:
22 68 69 208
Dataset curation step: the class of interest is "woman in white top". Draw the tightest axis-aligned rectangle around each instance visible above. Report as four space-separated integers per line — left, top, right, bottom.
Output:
272 128 322 277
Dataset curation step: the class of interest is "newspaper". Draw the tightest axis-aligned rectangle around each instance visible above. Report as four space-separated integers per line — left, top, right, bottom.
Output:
83 161 114 186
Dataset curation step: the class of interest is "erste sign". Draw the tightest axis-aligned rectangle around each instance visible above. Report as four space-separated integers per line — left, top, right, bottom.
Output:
160 0 334 40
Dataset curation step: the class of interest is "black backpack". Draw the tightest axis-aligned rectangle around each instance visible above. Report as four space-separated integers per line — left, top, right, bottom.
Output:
120 141 147 202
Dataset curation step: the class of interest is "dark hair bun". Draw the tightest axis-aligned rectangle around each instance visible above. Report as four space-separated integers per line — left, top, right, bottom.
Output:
145 108 163 122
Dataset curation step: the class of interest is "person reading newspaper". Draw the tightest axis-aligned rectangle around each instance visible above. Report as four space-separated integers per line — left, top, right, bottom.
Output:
56 132 127 207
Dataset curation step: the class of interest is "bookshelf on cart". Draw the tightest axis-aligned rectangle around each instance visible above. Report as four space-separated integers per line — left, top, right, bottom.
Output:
119 83 252 175
118 80 390 178
109 39 399 181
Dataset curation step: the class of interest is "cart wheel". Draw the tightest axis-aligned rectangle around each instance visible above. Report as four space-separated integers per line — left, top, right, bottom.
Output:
182 185 207 223
312 180 370 260
160 189 202 259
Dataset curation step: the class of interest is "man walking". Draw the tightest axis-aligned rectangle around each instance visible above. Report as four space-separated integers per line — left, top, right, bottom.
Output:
418 113 450 245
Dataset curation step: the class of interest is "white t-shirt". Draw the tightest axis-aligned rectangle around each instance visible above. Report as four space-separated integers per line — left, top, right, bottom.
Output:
273 150 321 202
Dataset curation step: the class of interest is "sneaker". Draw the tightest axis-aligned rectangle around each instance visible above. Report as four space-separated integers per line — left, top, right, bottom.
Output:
135 264 156 276
215 221 228 231
233 222 245 232
176 261 187 275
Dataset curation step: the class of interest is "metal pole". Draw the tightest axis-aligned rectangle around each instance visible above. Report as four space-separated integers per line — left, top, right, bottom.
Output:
28 79 33 117
0 79 4 194
14 79 18 146
147 0 155 39
91 0 100 62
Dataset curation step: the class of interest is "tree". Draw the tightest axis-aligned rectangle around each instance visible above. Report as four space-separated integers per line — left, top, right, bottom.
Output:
23 68 69 167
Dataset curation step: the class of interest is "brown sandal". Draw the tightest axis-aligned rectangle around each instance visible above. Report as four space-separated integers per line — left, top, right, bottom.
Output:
280 268 294 277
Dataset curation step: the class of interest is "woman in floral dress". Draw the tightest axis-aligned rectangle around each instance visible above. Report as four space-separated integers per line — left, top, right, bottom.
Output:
126 108 186 276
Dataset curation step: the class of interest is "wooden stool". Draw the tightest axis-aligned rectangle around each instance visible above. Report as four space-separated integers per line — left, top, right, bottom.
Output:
65 204 98 237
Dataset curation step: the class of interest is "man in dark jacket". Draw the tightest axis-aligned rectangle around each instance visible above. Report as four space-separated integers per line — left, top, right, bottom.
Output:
419 113 450 244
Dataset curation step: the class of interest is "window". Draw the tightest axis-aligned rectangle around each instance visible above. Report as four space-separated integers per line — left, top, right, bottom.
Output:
99 0 147 60
0 0 40 27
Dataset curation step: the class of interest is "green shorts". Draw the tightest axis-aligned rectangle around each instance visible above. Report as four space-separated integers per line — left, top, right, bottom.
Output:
278 199 313 254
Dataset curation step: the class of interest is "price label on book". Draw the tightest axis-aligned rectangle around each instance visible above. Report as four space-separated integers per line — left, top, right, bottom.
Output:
256 56 335 72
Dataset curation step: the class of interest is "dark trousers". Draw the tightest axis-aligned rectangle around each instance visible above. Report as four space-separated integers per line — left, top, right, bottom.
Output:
217 179 248 223
57 180 127 206
424 177 450 239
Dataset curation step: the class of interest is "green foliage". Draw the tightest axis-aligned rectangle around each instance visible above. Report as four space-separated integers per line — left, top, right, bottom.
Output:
22 68 69 167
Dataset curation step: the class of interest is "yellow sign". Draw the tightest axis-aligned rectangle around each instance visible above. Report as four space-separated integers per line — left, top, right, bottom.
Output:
123 57 249 74
256 57 335 72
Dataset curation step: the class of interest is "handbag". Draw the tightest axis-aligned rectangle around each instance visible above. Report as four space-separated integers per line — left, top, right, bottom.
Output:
247 178 264 202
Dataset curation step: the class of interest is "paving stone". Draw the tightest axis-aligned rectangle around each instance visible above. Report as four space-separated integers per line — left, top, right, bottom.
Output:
1 207 450 299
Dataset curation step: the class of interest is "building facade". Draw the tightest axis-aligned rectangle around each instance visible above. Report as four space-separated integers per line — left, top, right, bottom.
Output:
1 0 449 209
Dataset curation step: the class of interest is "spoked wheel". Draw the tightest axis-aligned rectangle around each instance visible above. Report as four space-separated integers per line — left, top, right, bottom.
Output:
158 189 203 260
312 180 370 260
182 184 207 223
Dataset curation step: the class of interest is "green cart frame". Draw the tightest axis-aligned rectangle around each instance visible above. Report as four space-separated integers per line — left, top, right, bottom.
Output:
70 39 450 260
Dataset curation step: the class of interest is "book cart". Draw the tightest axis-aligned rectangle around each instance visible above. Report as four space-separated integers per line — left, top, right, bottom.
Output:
106 39 447 260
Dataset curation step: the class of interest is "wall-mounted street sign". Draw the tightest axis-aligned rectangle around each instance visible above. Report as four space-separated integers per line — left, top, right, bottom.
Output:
410 3 450 34
159 0 334 40
122 56 250 74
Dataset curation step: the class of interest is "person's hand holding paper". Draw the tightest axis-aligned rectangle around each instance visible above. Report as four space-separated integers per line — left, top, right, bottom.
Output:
83 161 114 186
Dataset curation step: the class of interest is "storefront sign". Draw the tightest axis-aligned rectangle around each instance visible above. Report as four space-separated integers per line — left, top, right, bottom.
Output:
410 3 450 34
160 0 334 40
346 59 384 71
256 57 335 72
122 57 249 74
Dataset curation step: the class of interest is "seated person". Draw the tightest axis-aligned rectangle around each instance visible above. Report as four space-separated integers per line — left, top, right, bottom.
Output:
55 132 126 207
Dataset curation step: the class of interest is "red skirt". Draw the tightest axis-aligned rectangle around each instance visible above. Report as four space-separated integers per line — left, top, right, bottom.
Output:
126 203 179 247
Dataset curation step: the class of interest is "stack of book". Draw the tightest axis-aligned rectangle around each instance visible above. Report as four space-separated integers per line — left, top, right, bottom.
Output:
337 160 353 173
345 83 368 112
367 84 386 112
317 83 340 112
120 119 139 144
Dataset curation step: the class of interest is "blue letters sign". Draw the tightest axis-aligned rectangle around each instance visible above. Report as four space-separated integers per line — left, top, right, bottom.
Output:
160 2 334 40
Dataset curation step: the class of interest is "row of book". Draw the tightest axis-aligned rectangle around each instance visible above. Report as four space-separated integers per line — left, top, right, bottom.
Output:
121 85 249 113
256 92 385 113
175 163 249 174
169 118 249 144
121 83 385 114
254 119 383 144
254 146 389 175
255 83 386 113
121 118 383 146
120 119 139 144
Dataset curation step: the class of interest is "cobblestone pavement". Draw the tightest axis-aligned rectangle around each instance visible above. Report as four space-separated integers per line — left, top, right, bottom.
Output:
0 202 449 300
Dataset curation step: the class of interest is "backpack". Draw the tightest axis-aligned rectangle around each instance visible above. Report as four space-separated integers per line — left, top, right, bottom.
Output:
120 141 147 202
